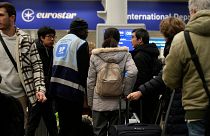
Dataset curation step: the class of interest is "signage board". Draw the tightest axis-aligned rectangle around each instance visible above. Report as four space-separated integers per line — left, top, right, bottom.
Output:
6 1 189 30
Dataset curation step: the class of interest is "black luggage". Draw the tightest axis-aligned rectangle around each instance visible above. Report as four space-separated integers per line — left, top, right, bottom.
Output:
109 98 161 136
109 123 161 136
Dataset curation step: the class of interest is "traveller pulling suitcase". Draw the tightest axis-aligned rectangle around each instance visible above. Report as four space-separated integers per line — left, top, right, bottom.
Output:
109 97 162 136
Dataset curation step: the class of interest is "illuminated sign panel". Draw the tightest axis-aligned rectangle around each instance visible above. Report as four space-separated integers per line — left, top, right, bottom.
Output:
8 0 188 30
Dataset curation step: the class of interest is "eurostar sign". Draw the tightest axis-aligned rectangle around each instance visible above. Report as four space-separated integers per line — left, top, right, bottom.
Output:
21 8 77 22
9 0 188 30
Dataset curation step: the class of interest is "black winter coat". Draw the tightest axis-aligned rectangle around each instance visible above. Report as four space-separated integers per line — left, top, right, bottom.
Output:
130 43 160 123
139 70 165 97
137 41 188 135
36 40 53 94
131 43 160 91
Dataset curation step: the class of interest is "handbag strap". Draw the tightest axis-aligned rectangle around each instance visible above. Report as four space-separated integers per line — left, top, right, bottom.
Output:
0 33 18 71
184 30 210 99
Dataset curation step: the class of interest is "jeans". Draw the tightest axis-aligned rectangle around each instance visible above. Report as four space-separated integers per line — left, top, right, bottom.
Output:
187 119 205 136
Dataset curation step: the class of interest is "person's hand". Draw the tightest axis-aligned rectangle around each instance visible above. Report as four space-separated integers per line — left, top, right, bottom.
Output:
36 91 47 103
127 91 142 101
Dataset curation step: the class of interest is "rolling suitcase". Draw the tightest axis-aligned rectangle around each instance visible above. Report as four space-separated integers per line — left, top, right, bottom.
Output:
109 99 161 136
109 123 161 136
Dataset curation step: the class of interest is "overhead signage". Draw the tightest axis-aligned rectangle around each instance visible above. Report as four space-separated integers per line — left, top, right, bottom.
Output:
9 1 104 30
7 1 189 31
128 2 189 30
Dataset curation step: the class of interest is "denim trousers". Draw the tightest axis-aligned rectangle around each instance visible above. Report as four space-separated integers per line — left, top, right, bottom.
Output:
187 119 205 136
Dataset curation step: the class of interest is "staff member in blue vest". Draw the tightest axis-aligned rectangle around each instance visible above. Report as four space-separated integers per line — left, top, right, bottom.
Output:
50 18 89 136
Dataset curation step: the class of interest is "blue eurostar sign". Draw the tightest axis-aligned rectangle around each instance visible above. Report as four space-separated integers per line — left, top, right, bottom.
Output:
6 0 189 31
12 1 104 30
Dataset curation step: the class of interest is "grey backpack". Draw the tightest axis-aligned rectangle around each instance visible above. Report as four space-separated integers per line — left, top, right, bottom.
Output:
95 59 125 97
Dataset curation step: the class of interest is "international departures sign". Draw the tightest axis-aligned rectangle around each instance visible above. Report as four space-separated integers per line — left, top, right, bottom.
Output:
7 0 189 31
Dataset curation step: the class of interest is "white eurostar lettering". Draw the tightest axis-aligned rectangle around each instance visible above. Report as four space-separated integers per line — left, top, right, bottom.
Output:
36 12 77 19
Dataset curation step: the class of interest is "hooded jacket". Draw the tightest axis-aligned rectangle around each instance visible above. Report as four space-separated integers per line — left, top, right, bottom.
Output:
163 10 210 120
87 47 138 111
130 43 160 123
131 43 160 90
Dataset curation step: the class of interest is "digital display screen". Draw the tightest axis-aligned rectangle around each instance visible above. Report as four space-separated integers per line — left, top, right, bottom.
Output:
118 29 166 51
149 37 165 49
118 29 134 51
150 37 166 58
96 24 146 50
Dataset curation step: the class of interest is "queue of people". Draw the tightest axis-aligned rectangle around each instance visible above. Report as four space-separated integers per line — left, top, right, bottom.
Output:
1 0 210 136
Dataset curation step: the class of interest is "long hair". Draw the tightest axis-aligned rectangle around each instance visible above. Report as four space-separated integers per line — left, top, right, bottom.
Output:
102 27 120 48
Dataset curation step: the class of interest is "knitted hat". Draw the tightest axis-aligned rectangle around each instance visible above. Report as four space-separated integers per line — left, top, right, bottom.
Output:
70 18 88 30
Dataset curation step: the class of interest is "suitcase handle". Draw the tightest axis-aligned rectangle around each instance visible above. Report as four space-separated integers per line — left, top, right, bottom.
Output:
127 123 150 127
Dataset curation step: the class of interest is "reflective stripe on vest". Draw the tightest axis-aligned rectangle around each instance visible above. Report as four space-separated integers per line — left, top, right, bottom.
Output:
51 77 85 92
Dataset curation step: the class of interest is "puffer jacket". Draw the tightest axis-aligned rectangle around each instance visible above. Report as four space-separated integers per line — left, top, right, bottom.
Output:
87 47 138 111
163 10 210 120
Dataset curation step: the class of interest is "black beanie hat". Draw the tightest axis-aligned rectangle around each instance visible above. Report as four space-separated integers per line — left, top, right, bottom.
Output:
70 18 88 30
